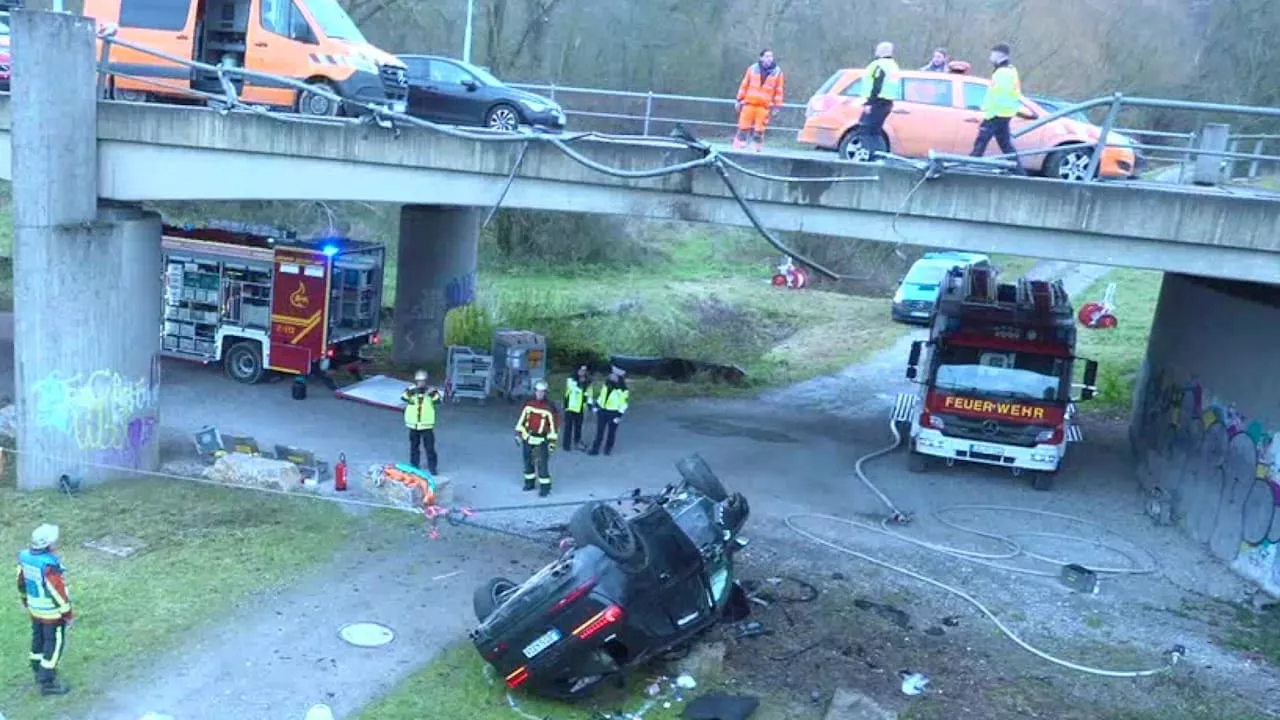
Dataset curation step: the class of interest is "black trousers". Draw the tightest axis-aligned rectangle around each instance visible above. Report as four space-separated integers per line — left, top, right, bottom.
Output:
408 428 437 473
30 619 66 680
522 441 551 487
563 410 584 449
970 117 1027 174
590 410 622 455
858 100 893 156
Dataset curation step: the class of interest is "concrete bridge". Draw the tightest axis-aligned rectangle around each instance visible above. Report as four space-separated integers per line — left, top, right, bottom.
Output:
9 10 1280 597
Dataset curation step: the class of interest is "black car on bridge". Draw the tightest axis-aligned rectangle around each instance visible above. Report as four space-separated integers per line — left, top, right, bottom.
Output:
469 454 751 699
396 54 565 132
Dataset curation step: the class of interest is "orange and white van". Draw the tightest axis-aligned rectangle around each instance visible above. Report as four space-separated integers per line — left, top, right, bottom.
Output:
84 0 408 117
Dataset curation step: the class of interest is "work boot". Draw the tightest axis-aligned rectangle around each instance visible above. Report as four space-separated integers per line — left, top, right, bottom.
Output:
523 477 536 492
40 670 69 696
538 482 551 498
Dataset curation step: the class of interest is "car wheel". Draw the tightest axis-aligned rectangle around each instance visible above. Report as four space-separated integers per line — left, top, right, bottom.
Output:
1045 147 1094 182
473 576 517 622
486 103 520 132
675 453 728 501
223 341 264 384
838 129 886 163
718 491 750 536
569 502 640 563
109 83 148 103
298 81 342 117
1032 471 1055 491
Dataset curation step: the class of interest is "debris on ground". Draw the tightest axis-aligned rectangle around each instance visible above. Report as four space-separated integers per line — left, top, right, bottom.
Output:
203 452 304 492
682 692 760 719
83 534 147 558
823 687 896 720
675 641 726 683
898 671 929 696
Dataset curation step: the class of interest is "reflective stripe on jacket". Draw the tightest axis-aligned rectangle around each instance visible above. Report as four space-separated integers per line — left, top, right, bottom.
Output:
401 386 442 430
860 58 901 101
564 378 589 413
516 400 559 444
737 63 785 108
983 64 1023 119
17 549 72 622
596 385 629 413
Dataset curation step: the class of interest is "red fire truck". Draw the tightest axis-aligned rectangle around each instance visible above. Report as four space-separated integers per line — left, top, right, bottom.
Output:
160 222 385 384
893 265 1099 490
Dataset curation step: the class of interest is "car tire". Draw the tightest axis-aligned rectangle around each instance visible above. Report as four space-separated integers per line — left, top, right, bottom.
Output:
486 103 521 132
675 453 728 502
224 341 265 385
473 576 517 622
1032 471 1055 491
1044 146 1095 182
298 80 342 117
718 491 750 536
838 128 888 163
569 502 640 564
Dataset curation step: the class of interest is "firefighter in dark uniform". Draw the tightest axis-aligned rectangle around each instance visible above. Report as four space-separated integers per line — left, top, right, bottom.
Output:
588 367 630 456
17 523 72 696
516 379 559 496
401 369 443 474
562 365 592 451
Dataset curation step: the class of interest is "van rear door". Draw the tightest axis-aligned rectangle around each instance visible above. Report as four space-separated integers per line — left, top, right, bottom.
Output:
89 0 198 99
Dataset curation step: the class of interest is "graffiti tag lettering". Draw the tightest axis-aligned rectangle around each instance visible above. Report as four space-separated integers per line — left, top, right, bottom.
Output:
32 369 159 452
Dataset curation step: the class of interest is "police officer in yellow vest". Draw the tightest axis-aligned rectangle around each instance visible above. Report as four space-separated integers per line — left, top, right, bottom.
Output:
588 367 630 456
17 524 73 696
401 369 443 474
562 365 593 452
856 41 900 161
969 43 1036 175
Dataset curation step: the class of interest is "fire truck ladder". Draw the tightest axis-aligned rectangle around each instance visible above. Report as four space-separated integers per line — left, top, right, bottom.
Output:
960 266 999 306
1014 277 1071 315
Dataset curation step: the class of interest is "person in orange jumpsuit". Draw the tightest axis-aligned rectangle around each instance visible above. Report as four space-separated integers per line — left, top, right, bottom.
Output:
733 49 785 152
515 379 560 497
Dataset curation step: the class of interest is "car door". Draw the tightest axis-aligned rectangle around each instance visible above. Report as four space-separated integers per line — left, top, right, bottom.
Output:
893 76 961 157
400 56 435 118
427 59 486 125
107 0 199 97
956 80 1039 159
246 0 319 109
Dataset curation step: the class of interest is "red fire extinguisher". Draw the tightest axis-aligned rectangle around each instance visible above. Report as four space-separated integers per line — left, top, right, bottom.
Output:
334 453 348 492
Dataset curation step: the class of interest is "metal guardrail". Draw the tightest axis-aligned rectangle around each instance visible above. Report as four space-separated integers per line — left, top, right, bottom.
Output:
508 82 1280 183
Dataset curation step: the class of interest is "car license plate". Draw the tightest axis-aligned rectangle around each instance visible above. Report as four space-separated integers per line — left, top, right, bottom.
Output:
910 311 929 318
522 628 562 658
970 443 1003 456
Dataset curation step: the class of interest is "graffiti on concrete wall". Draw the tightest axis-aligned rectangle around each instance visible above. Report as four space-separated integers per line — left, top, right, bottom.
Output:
445 270 477 311
1134 364 1280 594
31 360 160 468
400 271 477 354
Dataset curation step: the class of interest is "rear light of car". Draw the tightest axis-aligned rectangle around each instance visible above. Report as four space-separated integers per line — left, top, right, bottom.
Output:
326 346 336 358
572 605 623 640
370 332 380 345
505 665 530 688
550 578 597 614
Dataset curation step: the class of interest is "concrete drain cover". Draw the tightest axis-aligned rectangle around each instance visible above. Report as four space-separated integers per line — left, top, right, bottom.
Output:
339 622 396 648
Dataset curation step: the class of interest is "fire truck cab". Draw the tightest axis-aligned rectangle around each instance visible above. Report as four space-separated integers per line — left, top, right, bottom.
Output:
893 266 1099 490
161 222 385 384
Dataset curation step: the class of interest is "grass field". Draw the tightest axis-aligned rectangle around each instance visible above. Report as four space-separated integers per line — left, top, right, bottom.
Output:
1072 268 1163 414
0 469 358 718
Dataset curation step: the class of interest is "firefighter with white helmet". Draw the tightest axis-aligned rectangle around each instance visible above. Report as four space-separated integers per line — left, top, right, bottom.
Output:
401 369 443 474
514 379 560 496
16 523 73 695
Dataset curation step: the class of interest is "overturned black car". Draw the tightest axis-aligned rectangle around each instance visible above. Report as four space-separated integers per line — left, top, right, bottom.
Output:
469 454 751 699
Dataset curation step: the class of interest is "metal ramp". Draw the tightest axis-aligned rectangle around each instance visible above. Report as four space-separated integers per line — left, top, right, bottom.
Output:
334 374 408 410
891 393 918 423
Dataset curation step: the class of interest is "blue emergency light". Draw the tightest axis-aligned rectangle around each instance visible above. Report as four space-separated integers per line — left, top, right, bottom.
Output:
322 243 339 257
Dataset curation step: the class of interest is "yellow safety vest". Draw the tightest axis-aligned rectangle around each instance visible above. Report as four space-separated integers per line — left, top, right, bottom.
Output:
565 378 589 413
401 387 438 430
983 65 1023 119
860 58 900 101
596 385 629 413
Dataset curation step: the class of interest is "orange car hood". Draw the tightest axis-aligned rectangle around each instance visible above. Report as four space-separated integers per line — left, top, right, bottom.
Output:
1056 116 1134 147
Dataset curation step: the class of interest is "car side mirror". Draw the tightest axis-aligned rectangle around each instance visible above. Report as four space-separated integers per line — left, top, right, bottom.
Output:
462 79 478 91
905 340 923 381
1078 359 1098 400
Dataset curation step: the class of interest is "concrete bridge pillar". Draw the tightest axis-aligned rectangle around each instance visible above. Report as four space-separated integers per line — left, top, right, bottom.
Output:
1130 273 1280 596
12 11 164 488
391 205 481 368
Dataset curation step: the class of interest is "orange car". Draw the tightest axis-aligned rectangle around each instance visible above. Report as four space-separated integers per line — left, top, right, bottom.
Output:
798 66 1138 181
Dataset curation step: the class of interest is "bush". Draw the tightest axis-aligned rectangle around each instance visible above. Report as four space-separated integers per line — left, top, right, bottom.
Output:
483 210 663 271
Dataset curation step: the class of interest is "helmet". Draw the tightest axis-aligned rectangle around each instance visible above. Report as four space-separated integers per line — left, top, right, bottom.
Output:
31 524 59 550
534 380 548 392
414 370 428 382
304 705 335 720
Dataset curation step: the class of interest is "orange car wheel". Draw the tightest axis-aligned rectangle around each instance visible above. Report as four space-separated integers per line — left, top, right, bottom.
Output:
1045 145 1095 182
837 129 888 163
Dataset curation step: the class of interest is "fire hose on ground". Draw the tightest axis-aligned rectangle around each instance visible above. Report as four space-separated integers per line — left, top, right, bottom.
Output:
784 418 1185 679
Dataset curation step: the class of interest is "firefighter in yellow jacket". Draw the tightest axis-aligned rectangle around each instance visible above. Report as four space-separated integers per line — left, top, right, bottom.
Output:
588 367 630 456
515 379 560 496
401 369 443 474
17 524 72 696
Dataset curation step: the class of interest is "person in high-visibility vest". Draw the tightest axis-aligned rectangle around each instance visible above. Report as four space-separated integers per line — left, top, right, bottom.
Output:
515 379 559 496
969 43 1035 175
588 367 630 456
562 365 593 452
732 49 786 153
401 369 443 474
856 42 900 161
17 524 72 696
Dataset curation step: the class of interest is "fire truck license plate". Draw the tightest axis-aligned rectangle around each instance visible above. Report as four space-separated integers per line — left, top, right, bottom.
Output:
523 628 562 658
970 443 1003 456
